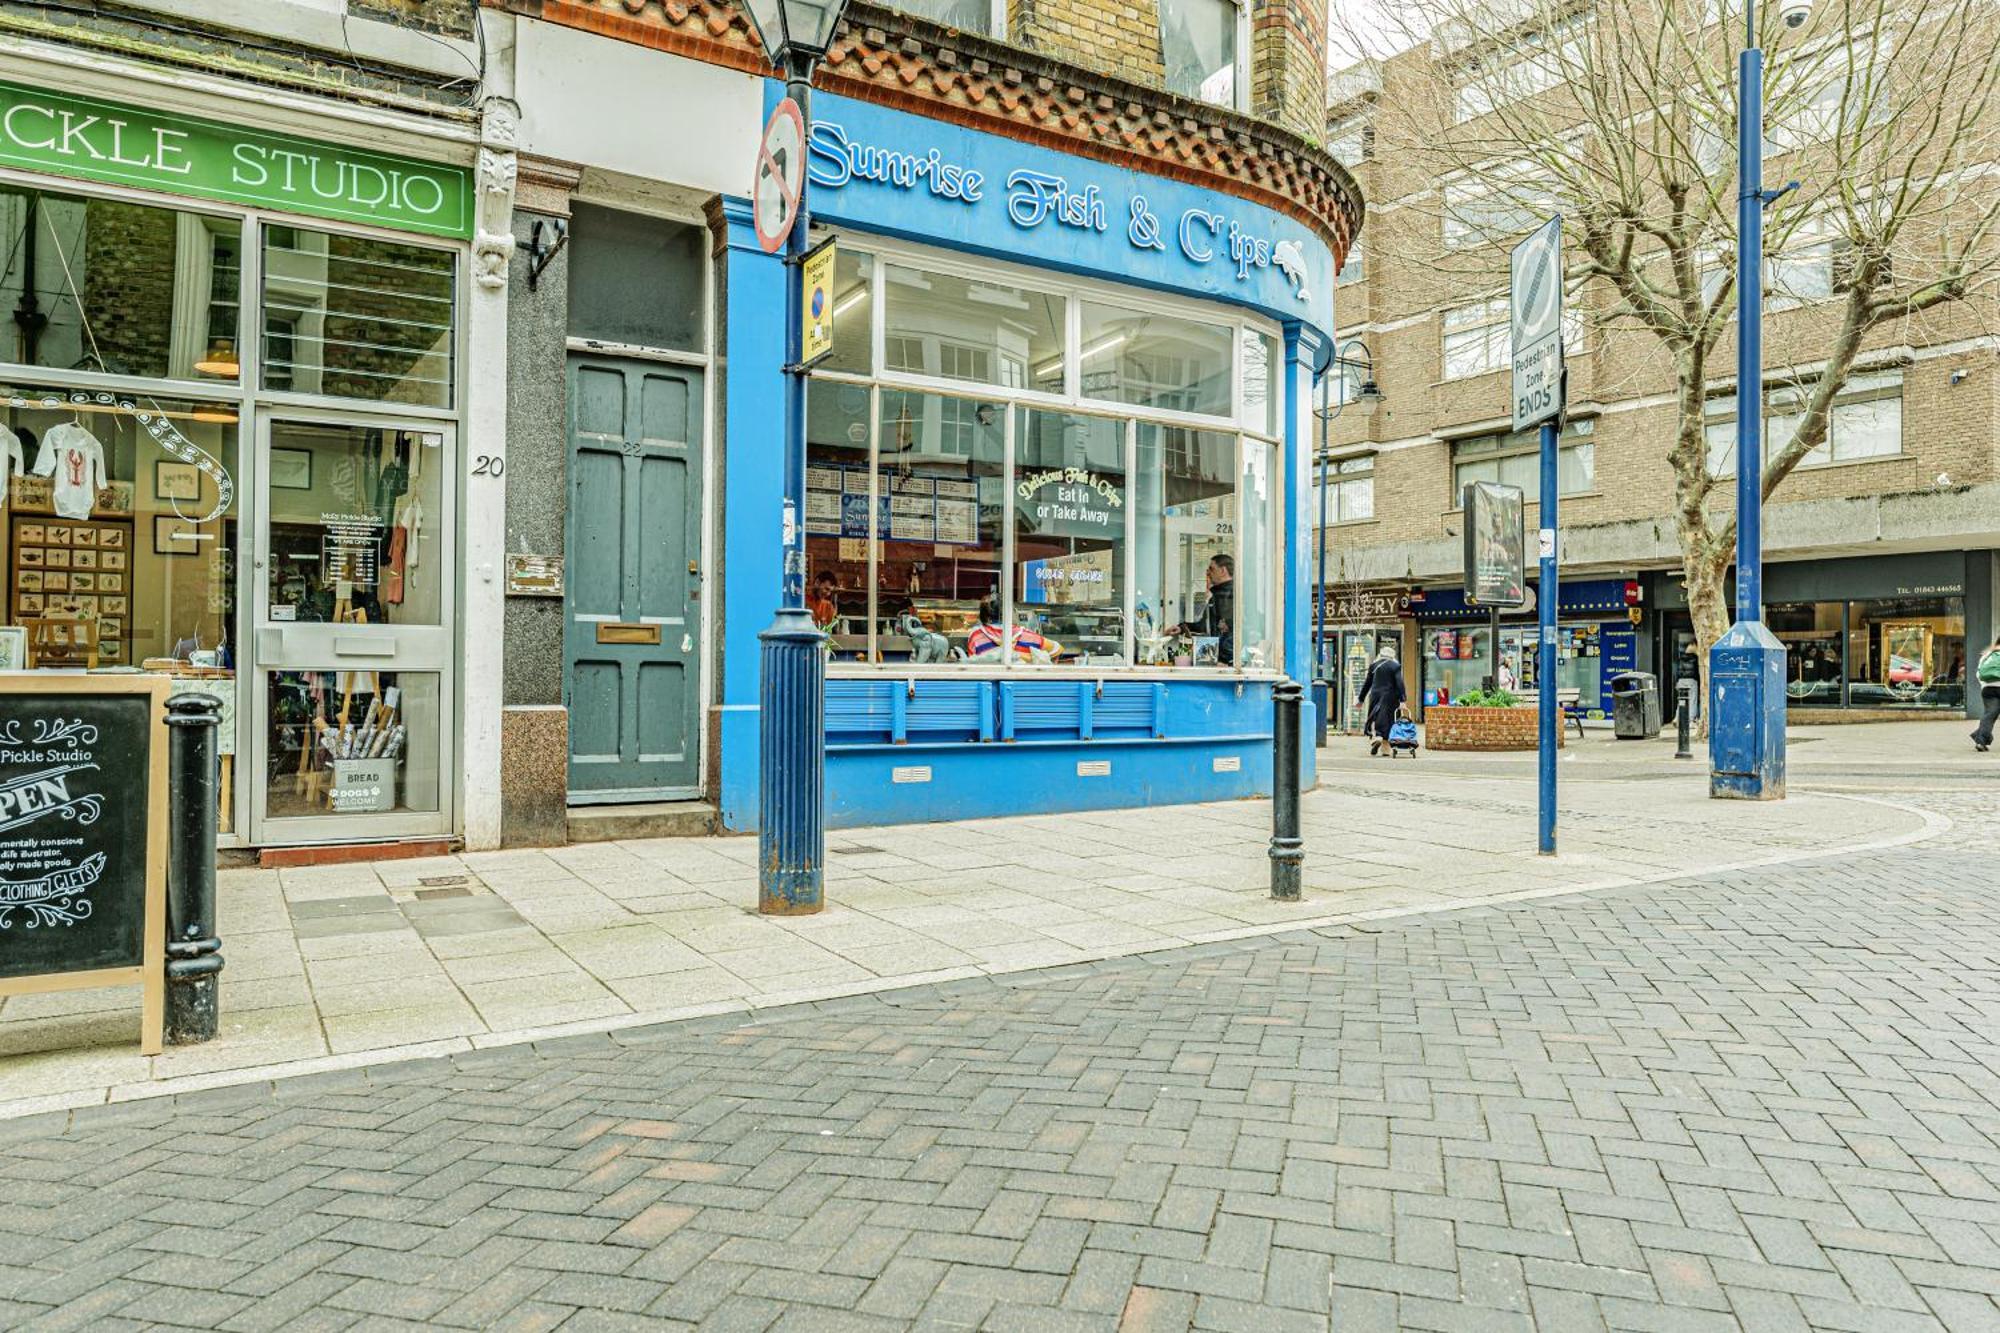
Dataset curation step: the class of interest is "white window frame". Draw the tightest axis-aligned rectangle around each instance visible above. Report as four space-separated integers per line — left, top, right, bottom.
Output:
1442 294 1583 381
1453 15 1587 124
1703 370 1904 476
1449 419 1596 500
1160 0 1250 113
811 231 1287 677
1313 453 1376 525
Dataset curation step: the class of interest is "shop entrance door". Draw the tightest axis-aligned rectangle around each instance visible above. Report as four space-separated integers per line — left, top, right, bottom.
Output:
563 355 704 802
247 415 456 845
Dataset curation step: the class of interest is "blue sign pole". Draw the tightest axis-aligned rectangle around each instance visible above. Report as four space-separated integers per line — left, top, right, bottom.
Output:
1537 418 1558 855
1707 4 1788 801
758 74 828 914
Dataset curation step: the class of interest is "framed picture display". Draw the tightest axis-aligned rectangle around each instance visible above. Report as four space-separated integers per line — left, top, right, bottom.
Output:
98 573 124 593
44 548 68 568
72 550 97 569
155 461 202 502
15 524 42 544
99 527 124 549
154 514 201 555
102 551 126 571
0 625 23 671
270 448 313 490
17 570 41 591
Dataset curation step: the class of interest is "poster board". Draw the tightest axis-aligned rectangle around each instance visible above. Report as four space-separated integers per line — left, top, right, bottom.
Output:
1462 481 1526 607
0 674 167 1054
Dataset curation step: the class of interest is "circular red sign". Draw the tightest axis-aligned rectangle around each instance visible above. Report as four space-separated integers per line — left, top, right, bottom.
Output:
753 98 807 255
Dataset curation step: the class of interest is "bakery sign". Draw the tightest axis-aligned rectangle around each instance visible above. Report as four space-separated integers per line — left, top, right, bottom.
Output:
0 676 168 1054
1318 588 1409 622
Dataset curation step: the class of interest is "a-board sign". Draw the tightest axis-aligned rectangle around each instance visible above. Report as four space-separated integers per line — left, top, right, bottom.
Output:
0 674 166 1053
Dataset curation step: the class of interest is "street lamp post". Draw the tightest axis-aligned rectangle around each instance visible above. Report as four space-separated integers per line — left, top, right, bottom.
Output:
1708 0 1792 800
741 0 852 911
1312 340 1382 749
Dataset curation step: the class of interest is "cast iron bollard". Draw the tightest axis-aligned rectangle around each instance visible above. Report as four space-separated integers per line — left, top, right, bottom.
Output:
1269 680 1303 901
1312 677 1330 751
759 610 827 914
1675 678 1694 760
164 692 223 1044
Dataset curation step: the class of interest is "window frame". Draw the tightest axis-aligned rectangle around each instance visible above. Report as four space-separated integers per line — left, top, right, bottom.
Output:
1448 418 1596 500
1703 369 1905 476
810 230 1287 678
1158 0 1251 113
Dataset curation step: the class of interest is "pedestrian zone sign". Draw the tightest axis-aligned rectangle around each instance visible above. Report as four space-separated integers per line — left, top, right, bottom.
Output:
1511 215 1564 433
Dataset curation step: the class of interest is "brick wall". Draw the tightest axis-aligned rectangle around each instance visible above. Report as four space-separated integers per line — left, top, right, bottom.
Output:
1011 0 1328 139
82 199 176 379
351 0 478 37
1425 705 1560 751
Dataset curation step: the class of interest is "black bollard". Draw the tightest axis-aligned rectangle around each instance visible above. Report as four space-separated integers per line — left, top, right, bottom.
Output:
1312 677 1331 751
1674 677 1694 760
165 692 223 1044
1270 680 1303 901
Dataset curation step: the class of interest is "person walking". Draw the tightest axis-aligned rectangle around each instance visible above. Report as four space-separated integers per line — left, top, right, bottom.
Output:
1973 635 2000 752
1359 645 1406 757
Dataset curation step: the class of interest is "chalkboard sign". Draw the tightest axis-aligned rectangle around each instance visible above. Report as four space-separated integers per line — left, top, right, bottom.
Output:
0 675 166 1054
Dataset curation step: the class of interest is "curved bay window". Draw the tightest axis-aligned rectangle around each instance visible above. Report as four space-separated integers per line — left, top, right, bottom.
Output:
806 241 1284 672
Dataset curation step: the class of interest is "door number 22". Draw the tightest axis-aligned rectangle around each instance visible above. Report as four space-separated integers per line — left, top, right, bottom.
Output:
472 455 505 477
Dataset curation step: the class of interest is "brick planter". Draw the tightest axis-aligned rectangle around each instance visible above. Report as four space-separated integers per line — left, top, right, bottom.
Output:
1424 705 1562 752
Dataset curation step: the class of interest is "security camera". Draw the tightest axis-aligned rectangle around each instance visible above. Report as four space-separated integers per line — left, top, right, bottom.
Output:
1780 0 1812 29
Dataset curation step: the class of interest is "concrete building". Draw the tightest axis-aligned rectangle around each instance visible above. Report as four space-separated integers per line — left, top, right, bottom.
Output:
1318 36 1998 732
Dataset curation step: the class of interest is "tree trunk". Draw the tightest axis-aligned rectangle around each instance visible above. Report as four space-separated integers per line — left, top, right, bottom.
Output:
1682 544 1733 737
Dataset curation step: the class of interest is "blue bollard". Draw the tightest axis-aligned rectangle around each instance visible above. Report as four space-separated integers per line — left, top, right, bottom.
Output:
759 608 826 913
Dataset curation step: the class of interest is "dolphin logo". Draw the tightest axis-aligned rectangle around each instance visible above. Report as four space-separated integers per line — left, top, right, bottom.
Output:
1273 240 1309 301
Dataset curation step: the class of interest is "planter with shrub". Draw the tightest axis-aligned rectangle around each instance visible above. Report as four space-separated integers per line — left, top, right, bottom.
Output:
1424 689 1561 752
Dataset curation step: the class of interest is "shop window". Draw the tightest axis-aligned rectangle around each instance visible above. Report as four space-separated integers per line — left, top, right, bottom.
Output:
1770 601 1846 705
893 0 1000 34
264 424 442 629
0 384 238 674
1704 371 1902 476
878 390 1004 664
0 185 241 383
1451 420 1594 498
262 669 440 821
1847 597 1965 710
804 381 874 659
261 226 456 409
1236 439 1275 669
1160 0 1244 109
1313 454 1375 524
1135 424 1237 663
883 263 1063 394
823 248 874 376
1080 302 1233 418
1014 410 1128 666
1241 328 1278 436
567 205 705 352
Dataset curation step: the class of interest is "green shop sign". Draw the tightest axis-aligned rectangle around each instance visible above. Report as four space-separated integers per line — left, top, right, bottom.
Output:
0 80 472 239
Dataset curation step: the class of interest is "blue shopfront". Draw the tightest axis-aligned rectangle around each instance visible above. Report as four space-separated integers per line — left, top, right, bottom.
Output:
712 90 1337 830
1415 578 1641 722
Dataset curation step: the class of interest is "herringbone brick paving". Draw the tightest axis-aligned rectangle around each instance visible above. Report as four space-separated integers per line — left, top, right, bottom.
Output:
3 816 1999 1330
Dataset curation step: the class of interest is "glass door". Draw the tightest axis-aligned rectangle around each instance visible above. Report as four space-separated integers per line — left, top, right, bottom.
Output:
247 414 454 844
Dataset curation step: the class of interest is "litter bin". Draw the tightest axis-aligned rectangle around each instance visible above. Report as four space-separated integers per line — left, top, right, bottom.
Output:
1611 671 1661 739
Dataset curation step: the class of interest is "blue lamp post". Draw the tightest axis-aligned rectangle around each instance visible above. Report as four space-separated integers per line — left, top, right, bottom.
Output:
1311 340 1382 748
742 0 852 911
1708 0 1797 800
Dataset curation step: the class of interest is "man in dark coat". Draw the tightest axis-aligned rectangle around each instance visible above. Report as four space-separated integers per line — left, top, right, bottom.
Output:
1359 646 1406 756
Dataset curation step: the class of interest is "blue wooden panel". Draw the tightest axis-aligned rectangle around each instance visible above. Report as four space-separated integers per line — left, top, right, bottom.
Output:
1010 681 1085 736
826 679 897 742
1093 681 1158 736
906 680 987 741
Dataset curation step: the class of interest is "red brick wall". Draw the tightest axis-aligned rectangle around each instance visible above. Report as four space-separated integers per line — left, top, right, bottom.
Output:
1424 706 1561 751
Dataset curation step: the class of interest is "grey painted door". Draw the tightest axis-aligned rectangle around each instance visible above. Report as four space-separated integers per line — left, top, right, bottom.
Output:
564 356 703 801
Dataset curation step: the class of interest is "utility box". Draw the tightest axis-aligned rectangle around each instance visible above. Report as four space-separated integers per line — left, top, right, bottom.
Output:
1611 671 1660 739
1709 622 1788 799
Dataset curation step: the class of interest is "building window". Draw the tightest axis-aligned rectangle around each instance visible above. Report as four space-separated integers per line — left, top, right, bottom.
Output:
805 246 1284 672
0 183 241 383
567 205 704 351
892 0 1002 35
1442 295 1581 380
1313 455 1375 524
1337 241 1365 288
261 226 456 408
1453 16 1586 122
1327 112 1372 168
1704 371 1903 475
1451 419 1594 498
1443 165 1555 249
1161 0 1245 110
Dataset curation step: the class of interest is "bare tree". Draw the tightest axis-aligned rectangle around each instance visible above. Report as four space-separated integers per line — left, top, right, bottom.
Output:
1331 0 2000 705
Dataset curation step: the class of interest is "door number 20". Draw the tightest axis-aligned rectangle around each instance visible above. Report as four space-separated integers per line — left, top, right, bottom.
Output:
472 455 505 477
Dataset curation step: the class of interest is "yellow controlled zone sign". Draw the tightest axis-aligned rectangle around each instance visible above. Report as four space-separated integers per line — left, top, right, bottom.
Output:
800 238 836 370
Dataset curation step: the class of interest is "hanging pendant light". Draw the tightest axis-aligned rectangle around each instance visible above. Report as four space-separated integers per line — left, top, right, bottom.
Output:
194 337 239 377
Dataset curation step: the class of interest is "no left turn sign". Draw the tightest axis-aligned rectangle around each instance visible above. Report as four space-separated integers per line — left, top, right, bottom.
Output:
754 98 806 255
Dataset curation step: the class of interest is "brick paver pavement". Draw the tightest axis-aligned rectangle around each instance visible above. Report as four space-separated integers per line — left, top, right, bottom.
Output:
3 816 1999 1330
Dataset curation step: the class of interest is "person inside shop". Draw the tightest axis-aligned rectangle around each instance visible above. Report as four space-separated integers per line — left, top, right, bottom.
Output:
1174 554 1235 664
1359 643 1406 757
968 595 1062 663
808 573 839 629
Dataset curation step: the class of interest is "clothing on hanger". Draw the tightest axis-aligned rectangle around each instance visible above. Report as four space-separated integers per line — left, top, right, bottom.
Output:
0 424 22 493
33 421 108 520
382 494 424 605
